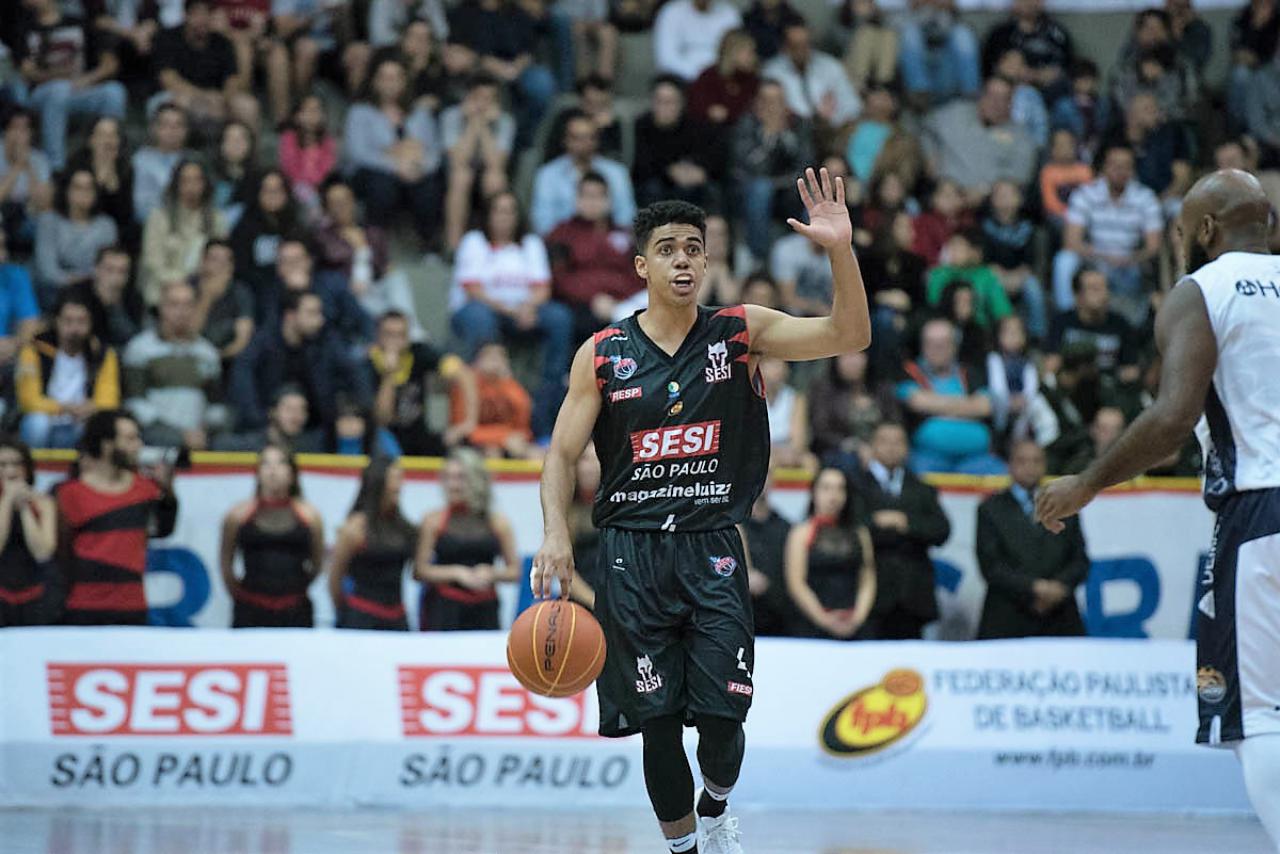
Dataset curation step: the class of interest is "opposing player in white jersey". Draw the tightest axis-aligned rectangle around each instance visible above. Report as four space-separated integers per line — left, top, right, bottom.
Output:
1037 169 1280 851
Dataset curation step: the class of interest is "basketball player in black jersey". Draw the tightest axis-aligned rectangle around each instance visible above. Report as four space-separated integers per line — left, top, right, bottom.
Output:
531 167 870 854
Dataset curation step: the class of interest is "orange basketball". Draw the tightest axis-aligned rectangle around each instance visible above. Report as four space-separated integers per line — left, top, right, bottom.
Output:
506 600 606 698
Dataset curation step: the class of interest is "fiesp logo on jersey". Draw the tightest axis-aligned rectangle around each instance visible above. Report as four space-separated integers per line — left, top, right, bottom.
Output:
47 663 293 736
819 669 928 757
630 420 721 463
399 667 599 738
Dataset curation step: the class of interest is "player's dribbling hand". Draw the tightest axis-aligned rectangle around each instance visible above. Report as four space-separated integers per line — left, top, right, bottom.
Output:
786 166 852 251
1034 475 1097 534
531 532 574 600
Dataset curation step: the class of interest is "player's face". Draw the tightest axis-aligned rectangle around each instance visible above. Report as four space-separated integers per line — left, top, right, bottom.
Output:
637 225 705 306
811 469 847 518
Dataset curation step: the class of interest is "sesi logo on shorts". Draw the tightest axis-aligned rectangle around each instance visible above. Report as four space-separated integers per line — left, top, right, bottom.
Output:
46 663 293 736
634 656 664 694
399 666 599 738
630 420 721 463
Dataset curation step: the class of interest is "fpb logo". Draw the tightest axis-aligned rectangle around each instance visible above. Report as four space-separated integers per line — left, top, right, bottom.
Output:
819 669 928 757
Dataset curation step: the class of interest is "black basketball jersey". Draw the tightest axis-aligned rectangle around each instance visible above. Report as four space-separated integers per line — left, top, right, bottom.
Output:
591 305 769 531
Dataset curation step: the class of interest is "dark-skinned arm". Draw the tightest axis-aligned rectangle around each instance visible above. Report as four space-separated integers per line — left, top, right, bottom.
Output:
1036 279 1216 531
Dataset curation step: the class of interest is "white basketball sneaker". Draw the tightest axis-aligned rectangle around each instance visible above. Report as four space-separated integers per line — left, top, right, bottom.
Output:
696 791 743 854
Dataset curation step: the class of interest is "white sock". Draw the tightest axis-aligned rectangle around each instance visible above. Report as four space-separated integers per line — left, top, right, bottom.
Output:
1236 734 1280 852
667 830 697 852
703 782 731 801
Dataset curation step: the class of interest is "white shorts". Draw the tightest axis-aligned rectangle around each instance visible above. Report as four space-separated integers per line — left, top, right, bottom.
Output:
1197 488 1280 745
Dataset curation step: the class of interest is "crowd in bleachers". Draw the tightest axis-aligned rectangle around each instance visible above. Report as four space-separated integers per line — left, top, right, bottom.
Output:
1 0 1275 476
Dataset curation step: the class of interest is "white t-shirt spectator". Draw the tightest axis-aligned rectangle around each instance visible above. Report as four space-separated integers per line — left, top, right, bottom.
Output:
451 230 551 312
1064 177 1163 257
653 0 742 81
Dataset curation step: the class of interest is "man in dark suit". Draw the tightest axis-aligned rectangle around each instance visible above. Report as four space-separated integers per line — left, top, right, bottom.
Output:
857 421 952 639
976 439 1089 638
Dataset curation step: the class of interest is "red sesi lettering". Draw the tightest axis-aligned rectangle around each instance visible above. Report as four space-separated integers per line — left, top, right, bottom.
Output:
398 667 599 738
47 663 293 737
629 421 722 463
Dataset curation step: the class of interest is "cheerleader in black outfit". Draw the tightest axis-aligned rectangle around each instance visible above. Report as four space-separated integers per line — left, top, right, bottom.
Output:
330 456 417 630
0 438 56 627
220 444 324 627
415 448 519 630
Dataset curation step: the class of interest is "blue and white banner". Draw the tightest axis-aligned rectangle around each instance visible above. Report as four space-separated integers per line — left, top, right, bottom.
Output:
0 629 1249 812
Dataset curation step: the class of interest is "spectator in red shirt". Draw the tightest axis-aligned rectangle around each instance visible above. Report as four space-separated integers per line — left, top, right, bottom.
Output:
546 172 643 343
54 409 178 625
687 29 760 129
911 178 970 266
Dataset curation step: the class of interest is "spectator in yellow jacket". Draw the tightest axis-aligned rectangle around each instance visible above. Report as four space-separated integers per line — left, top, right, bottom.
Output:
16 292 120 449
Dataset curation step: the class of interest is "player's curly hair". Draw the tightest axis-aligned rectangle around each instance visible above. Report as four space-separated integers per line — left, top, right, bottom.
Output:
633 200 706 255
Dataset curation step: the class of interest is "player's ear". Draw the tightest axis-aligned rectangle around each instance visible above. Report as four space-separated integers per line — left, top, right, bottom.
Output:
1199 214 1216 248
634 254 647 281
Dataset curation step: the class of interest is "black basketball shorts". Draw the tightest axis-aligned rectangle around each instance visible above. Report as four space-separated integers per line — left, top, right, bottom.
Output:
1196 488 1280 745
592 527 755 738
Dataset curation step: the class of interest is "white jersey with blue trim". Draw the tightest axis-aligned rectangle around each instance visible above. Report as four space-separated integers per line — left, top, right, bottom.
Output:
1189 251 1280 508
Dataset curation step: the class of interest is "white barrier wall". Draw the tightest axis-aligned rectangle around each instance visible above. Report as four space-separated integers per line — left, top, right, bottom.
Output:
37 464 1212 640
0 629 1249 812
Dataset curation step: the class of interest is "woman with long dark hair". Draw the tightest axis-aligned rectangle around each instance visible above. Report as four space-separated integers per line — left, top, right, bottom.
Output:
211 121 261 230
329 456 418 630
220 444 324 628
34 168 119 304
139 158 224 307
67 116 135 244
808 349 900 469
0 437 56 627
785 466 876 640
415 448 518 630
228 169 306 302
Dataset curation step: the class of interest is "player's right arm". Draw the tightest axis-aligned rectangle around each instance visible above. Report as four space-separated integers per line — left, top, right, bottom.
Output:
532 339 602 600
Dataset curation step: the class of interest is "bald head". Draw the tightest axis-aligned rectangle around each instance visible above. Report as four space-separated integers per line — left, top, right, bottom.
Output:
1179 169 1273 275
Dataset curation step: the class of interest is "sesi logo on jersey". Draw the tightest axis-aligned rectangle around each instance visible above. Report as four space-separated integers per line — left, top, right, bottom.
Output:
398 666 599 738
630 420 721 463
46 663 293 736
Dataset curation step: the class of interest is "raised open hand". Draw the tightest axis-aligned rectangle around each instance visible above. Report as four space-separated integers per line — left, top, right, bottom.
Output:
786 166 852 251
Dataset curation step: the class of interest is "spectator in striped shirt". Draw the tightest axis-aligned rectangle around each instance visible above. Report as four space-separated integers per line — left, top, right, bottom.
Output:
122 279 229 450
1050 144 1162 325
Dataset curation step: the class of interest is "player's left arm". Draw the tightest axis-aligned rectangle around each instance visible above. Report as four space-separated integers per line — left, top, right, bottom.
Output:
1036 279 1217 532
745 167 872 362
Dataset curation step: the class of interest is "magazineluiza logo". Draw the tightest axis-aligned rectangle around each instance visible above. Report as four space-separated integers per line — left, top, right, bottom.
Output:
819 669 927 758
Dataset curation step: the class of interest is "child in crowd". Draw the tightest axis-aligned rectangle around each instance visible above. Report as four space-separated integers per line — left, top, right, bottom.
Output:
911 179 969 267
279 94 337 216
985 313 1038 438
980 180 1047 342
452 343 535 459
1039 128 1094 227
926 229 1012 330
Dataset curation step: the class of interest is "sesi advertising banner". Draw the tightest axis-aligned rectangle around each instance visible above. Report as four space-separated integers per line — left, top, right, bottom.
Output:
0 629 1249 812
32 459 1213 640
